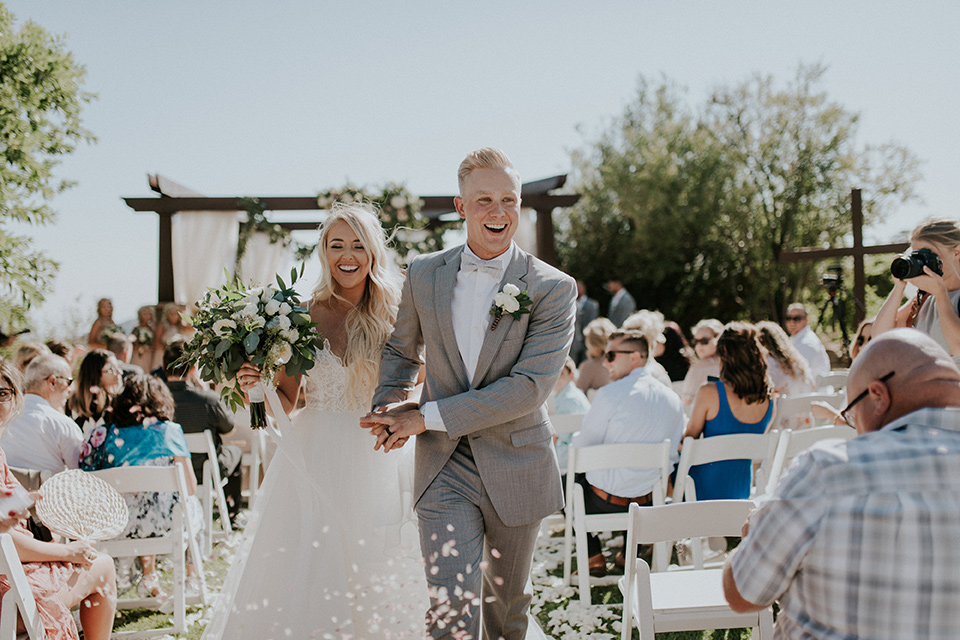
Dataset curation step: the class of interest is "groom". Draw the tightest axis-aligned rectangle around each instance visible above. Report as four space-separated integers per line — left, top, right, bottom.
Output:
361 147 576 640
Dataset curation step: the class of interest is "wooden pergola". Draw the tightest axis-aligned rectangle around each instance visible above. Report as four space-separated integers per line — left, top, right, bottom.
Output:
124 174 580 303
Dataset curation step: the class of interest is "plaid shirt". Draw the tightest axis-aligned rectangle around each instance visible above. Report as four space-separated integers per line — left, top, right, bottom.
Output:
731 407 960 640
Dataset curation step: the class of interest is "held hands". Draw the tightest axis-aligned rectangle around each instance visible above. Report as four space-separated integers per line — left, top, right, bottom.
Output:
359 401 425 453
64 540 99 567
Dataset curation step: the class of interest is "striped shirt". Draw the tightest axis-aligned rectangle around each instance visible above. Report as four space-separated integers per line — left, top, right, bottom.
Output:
731 407 960 639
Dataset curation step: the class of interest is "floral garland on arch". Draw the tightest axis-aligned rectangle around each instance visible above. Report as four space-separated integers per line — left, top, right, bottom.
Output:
310 182 450 264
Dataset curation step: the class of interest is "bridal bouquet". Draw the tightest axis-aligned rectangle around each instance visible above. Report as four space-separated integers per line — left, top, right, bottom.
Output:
179 268 323 428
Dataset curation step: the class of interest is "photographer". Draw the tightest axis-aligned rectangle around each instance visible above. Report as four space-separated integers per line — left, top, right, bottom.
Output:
874 217 960 366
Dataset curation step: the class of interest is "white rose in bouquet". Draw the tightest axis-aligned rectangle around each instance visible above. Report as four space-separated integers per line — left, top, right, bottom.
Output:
264 299 281 316
260 288 275 303
279 302 292 316
275 343 293 365
277 315 292 331
213 319 236 335
390 195 407 209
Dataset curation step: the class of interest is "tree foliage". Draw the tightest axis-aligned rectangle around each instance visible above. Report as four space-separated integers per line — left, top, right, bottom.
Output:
0 4 95 329
558 65 920 333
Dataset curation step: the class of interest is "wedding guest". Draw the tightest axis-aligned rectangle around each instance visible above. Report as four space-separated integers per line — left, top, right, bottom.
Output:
130 305 159 372
44 339 78 367
155 303 195 350
106 335 142 380
87 298 115 350
571 330 684 575
162 340 242 522
571 279 600 365
851 318 874 360
0 358 117 640
605 276 636 328
549 357 590 477
622 310 673 387
79 373 203 601
682 322 774 500
577 317 615 398
757 321 814 397
67 350 124 434
14 342 50 373
0 355 82 474
658 321 693 383
680 318 724 407
785 302 831 381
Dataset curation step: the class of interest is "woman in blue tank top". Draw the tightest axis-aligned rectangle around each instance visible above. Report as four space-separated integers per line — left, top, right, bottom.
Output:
683 322 774 500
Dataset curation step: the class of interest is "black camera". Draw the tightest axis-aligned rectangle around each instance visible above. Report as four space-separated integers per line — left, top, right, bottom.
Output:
821 265 843 294
891 248 943 279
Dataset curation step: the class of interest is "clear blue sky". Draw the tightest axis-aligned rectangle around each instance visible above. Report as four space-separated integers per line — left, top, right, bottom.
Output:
6 0 959 336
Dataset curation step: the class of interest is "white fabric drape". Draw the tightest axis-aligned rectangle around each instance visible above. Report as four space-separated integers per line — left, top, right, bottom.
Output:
172 210 241 306
238 231 293 289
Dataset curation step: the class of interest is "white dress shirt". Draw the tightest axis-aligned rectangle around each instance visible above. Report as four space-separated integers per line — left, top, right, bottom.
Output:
572 366 684 497
421 243 513 431
790 325 830 382
0 394 83 473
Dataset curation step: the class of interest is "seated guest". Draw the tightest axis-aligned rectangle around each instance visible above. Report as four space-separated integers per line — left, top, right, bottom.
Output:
622 310 673 387
44 339 78 367
725 329 960 638
79 374 203 601
785 302 831 381
0 355 83 473
106 334 142 380
549 357 591 477
571 330 684 576
680 318 724 407
576 317 615 398
162 340 242 522
14 341 50 373
67 349 124 434
682 322 774 500
756 321 814 396
0 359 116 640
850 317 874 361
658 321 693 382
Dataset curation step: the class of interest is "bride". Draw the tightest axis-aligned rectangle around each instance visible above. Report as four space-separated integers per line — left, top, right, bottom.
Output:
202 203 427 639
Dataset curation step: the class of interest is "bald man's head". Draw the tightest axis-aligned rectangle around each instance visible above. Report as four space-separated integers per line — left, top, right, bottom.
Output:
845 329 960 433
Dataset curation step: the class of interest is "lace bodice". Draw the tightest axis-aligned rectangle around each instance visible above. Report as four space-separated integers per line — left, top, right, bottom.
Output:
302 342 371 412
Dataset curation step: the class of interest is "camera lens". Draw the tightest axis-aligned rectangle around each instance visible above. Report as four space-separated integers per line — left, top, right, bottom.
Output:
891 256 919 279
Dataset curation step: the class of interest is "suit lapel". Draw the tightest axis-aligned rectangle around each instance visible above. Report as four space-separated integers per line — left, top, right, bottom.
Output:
435 251 470 390
472 247 530 387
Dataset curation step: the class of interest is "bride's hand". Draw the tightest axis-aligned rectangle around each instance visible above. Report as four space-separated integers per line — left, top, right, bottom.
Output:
237 363 262 393
360 403 423 452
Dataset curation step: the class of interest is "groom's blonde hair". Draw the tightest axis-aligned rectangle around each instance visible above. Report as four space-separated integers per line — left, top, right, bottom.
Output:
457 147 520 195
312 202 402 408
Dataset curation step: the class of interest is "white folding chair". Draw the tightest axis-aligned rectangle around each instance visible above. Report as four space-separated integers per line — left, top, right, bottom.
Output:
539 414 585 537
183 431 232 556
764 424 857 494
562 440 673 605
619 500 774 640
90 465 207 640
815 370 849 391
0 533 47 640
241 429 267 509
672 432 779 503
775 392 844 430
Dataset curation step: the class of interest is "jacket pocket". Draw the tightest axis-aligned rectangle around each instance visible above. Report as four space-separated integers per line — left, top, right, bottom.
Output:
510 423 553 447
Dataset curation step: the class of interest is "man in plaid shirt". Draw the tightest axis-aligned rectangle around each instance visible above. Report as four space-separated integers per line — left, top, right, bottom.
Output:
724 328 960 639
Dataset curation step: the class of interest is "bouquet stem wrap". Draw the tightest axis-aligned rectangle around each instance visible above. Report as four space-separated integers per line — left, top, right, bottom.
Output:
248 382 268 429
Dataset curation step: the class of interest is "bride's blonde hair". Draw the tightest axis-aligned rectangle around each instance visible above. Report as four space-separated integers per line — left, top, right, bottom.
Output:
311 202 402 405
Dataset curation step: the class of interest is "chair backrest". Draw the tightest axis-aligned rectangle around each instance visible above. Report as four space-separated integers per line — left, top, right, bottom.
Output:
672 432 778 503
550 413 585 436
775 392 844 429
567 440 672 504
0 533 47 639
183 431 217 460
764 425 856 494
815 370 849 391
629 500 754 544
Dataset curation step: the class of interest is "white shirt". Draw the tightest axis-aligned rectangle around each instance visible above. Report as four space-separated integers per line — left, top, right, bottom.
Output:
789 325 830 381
0 394 83 473
421 243 513 431
572 367 684 497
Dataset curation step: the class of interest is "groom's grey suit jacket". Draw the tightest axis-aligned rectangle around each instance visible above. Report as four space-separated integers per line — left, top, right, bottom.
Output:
373 244 577 527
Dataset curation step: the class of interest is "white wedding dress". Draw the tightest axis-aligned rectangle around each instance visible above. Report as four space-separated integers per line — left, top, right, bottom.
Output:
202 344 427 640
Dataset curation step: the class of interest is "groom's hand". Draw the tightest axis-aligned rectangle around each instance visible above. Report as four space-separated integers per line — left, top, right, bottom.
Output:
360 403 424 452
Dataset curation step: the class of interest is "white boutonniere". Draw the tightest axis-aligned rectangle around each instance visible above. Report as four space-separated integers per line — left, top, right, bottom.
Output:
490 283 532 331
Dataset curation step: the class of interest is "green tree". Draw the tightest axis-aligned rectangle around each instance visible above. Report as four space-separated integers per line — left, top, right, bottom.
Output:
0 4 94 330
559 65 920 333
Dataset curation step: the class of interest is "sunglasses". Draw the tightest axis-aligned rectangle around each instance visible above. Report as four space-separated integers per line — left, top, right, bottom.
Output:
840 371 895 428
785 315 806 322
0 388 14 403
603 350 639 363
691 337 714 346
54 376 74 385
